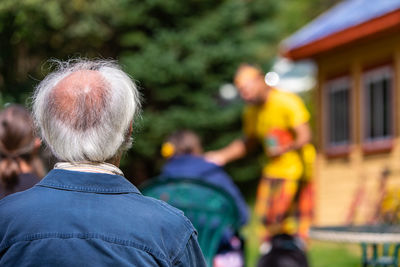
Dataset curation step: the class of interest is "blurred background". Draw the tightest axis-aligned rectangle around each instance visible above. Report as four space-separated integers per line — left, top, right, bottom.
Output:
7 0 400 266
0 0 338 188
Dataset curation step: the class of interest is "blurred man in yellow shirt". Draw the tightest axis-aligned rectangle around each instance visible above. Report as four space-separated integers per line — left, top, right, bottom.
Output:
206 64 315 252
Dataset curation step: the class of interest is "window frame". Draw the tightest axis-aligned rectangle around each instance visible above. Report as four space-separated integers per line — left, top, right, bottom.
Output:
361 64 394 154
323 75 352 157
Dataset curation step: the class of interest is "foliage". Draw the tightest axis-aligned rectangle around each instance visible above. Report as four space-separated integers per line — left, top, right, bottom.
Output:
0 0 339 185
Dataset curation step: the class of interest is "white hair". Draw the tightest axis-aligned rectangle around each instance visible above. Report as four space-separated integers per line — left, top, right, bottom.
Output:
32 59 141 162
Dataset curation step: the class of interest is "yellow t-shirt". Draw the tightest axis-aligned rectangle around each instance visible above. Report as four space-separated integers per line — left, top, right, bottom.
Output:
243 89 315 180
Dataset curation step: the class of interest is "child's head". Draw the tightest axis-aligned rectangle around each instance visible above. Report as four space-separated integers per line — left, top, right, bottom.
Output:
162 130 203 158
257 235 309 267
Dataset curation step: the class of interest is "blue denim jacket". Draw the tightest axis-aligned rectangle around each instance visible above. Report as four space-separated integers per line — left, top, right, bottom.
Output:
0 169 206 266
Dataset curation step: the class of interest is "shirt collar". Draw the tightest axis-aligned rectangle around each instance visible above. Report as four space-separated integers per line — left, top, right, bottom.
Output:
37 169 141 194
54 162 124 176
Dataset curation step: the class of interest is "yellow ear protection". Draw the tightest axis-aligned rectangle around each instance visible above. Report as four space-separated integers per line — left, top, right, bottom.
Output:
161 142 175 158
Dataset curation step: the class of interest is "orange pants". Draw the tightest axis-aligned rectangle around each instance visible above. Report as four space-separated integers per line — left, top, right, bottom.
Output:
255 177 314 241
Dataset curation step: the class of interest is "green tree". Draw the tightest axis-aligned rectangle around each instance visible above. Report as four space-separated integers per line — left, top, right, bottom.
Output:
118 0 282 184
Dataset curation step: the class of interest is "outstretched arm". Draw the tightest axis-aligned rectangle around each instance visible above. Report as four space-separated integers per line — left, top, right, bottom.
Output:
204 138 248 166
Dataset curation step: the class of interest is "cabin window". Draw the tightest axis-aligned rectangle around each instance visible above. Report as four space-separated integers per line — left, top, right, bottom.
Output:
325 76 351 151
363 66 393 143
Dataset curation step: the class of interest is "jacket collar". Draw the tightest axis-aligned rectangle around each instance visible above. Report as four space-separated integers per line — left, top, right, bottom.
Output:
37 169 141 194
54 162 124 176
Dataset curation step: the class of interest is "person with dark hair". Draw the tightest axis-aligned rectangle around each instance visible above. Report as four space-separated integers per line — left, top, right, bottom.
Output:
161 129 248 226
0 104 44 199
160 129 248 267
257 234 308 267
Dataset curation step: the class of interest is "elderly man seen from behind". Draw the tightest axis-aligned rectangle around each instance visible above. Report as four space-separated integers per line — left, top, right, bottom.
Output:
0 59 206 267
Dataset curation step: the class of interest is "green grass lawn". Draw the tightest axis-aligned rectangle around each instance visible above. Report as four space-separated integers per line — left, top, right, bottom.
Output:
309 241 360 267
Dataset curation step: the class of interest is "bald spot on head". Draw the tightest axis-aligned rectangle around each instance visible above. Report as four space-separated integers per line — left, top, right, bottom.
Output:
49 70 109 131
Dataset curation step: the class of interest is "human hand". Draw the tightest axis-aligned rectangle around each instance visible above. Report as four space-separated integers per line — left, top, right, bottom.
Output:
265 129 294 158
204 151 227 166
266 144 290 158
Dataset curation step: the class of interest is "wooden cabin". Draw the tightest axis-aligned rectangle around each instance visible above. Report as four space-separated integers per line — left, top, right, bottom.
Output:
282 0 400 225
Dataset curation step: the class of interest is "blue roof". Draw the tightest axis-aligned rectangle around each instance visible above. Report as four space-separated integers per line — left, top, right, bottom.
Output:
283 0 400 51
